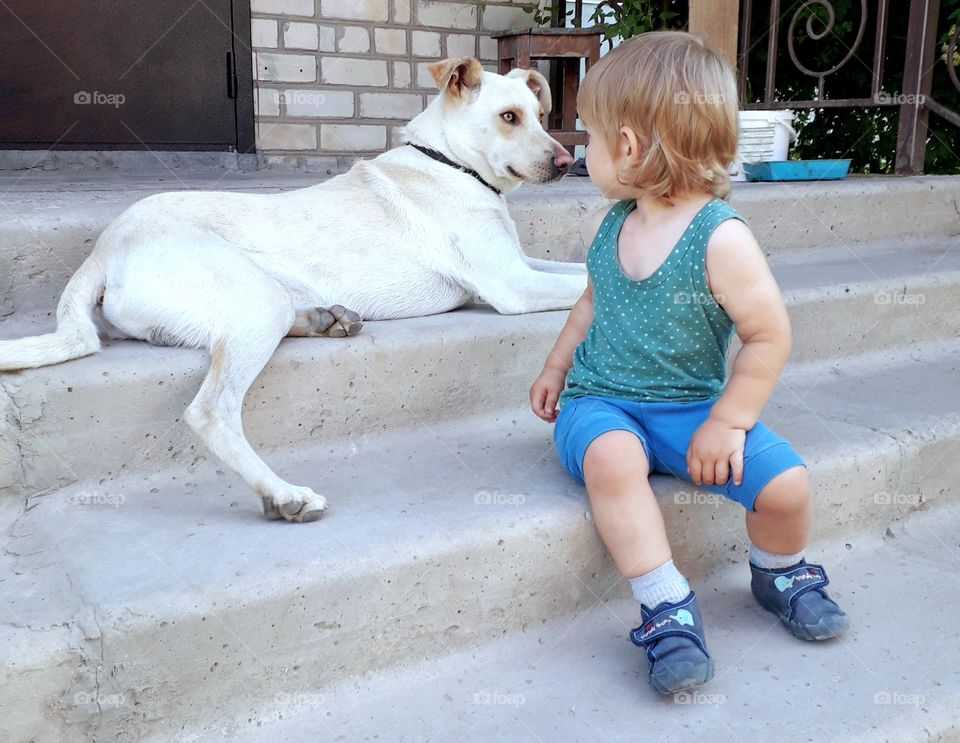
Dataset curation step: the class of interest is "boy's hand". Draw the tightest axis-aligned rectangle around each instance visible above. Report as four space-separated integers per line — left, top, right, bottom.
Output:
686 418 746 486
530 366 567 422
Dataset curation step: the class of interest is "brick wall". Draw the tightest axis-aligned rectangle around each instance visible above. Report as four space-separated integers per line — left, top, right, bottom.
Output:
250 0 540 170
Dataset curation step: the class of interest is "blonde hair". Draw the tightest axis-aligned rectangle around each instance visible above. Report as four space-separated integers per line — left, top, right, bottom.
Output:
577 31 739 199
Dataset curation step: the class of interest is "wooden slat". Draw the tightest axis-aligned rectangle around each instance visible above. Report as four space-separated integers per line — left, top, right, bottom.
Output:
549 130 588 146
688 0 740 69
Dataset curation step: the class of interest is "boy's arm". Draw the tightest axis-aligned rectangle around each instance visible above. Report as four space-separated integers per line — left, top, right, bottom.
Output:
707 219 791 427
542 206 605 374
530 208 605 421
530 278 593 421
687 219 792 486
542 278 594 374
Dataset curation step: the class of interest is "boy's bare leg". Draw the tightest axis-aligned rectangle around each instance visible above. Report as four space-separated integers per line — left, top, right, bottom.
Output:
744 465 848 640
582 431 671 578
584 430 714 694
744 466 811 555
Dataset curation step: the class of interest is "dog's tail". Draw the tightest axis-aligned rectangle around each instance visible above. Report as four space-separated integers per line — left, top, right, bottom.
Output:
0 255 105 371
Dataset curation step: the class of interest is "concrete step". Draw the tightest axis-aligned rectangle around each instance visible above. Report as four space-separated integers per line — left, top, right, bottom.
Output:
1 341 957 742
1 174 957 320
751 236 959 361
242 503 960 743
2 237 958 498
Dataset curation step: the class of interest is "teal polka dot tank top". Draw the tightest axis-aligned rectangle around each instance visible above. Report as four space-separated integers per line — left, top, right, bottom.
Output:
559 197 747 407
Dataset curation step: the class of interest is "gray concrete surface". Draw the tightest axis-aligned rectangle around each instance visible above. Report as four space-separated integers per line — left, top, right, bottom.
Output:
0 176 958 742
0 149 261 173
240 506 960 743
0 342 957 742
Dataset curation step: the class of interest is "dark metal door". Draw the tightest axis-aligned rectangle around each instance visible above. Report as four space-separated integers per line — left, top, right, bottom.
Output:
0 1 254 151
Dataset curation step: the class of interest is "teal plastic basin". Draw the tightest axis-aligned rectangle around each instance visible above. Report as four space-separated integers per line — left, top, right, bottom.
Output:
743 159 852 182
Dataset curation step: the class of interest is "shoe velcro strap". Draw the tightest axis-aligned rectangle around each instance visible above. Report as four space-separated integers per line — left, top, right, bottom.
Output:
766 563 829 613
629 595 708 656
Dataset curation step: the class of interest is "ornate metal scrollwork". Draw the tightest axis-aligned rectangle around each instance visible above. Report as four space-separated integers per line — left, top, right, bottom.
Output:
947 23 960 94
786 0 869 81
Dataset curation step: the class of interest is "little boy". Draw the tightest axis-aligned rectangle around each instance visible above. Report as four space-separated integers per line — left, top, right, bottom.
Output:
530 31 848 695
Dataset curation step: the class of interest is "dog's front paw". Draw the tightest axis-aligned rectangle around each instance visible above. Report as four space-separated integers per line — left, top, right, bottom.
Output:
261 485 328 523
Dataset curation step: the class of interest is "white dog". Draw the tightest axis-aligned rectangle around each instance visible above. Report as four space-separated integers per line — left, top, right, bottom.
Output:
0 57 588 522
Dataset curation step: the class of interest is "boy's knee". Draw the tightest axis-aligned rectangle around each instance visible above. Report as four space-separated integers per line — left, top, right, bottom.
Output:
753 465 810 516
583 430 649 485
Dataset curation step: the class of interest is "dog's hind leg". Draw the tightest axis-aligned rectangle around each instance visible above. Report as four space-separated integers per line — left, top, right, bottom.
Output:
185 322 328 522
288 304 363 338
101 232 326 520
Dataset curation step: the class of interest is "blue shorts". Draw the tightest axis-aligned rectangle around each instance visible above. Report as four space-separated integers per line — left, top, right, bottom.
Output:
553 395 805 511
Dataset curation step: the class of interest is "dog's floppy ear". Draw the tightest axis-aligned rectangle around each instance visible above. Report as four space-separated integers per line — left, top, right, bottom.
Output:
428 57 483 99
507 68 553 120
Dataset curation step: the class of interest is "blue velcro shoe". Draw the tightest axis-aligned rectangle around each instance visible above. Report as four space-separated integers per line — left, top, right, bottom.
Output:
629 591 715 694
750 560 849 641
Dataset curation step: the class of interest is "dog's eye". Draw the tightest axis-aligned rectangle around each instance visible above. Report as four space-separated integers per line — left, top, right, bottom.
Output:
500 111 519 125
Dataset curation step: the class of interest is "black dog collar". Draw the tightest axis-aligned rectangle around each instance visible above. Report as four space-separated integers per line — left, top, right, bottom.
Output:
404 142 503 197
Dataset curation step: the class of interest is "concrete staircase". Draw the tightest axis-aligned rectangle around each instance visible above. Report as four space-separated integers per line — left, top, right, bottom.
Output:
0 173 958 743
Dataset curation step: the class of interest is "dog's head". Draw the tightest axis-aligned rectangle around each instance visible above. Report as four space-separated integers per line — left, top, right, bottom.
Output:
423 57 574 191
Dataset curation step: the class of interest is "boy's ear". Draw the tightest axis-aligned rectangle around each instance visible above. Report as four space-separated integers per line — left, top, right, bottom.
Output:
428 57 483 99
619 126 643 161
506 68 553 120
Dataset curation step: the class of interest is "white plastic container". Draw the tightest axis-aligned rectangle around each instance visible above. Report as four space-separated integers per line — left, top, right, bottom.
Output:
731 110 797 181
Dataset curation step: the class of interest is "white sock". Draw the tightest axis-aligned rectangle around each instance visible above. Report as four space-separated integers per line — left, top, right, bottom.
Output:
749 543 805 570
628 559 690 610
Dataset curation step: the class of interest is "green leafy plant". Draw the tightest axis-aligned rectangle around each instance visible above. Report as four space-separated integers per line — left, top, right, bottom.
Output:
586 1 682 45
525 0 685 48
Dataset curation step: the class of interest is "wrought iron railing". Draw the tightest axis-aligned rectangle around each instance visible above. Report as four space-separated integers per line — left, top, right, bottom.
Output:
551 0 959 174
738 0 960 173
